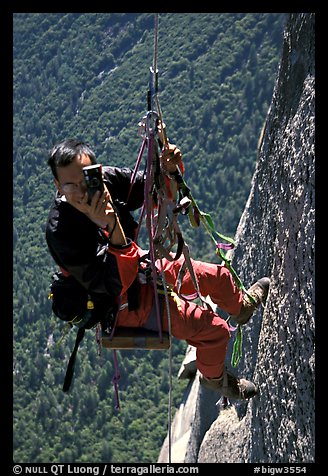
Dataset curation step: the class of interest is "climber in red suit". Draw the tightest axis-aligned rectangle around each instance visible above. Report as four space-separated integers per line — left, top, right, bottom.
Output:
46 138 270 400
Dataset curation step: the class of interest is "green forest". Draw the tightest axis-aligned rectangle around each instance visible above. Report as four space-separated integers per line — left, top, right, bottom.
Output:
13 13 286 463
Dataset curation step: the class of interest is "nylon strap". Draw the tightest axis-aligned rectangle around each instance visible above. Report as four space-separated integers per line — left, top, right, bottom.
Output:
63 327 85 392
231 324 243 367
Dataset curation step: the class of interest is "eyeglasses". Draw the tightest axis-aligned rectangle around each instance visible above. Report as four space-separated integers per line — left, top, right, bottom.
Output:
61 179 86 194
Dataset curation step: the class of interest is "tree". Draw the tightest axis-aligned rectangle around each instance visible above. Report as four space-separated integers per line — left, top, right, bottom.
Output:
101 441 113 462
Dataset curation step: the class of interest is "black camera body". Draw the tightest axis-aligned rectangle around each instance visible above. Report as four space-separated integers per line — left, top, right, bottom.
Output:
82 164 104 203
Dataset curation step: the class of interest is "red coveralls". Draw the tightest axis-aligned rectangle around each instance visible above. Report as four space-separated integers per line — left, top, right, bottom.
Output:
108 241 243 379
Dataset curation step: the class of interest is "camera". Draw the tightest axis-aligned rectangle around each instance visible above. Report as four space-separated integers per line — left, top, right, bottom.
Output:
82 164 104 203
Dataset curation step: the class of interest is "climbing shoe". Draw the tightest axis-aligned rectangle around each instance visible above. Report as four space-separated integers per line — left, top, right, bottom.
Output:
231 277 270 325
199 370 258 400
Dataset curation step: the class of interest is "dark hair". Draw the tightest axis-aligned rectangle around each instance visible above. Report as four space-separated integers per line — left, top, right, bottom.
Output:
48 139 97 180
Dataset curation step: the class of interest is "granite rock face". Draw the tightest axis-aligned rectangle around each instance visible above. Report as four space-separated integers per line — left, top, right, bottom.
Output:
158 12 315 463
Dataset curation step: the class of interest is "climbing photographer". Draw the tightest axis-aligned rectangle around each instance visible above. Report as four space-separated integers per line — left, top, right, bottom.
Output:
46 138 270 398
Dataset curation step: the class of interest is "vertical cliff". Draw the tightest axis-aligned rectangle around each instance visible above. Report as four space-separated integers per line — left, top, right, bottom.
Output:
158 12 315 463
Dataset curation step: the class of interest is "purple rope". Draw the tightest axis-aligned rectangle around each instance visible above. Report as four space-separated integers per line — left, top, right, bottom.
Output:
127 137 147 203
145 133 163 342
216 242 234 251
112 350 121 410
134 204 145 242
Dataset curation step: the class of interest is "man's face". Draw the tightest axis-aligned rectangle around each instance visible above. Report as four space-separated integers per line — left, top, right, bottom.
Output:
54 153 92 207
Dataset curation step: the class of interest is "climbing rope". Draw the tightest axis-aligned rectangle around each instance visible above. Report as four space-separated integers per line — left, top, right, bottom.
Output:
153 13 159 83
158 259 173 464
149 14 174 463
129 12 255 459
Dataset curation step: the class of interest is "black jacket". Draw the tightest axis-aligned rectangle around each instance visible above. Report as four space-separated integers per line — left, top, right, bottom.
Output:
46 166 145 302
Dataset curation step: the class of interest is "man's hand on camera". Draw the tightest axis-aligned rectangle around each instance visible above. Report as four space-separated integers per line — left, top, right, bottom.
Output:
74 186 116 229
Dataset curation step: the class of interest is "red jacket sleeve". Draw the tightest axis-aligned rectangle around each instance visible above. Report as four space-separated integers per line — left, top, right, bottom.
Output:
107 240 141 296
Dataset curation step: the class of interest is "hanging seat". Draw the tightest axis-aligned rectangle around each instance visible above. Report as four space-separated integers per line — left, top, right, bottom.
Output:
101 327 170 350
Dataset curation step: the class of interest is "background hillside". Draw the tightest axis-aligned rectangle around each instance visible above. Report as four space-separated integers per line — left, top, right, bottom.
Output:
13 13 286 463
